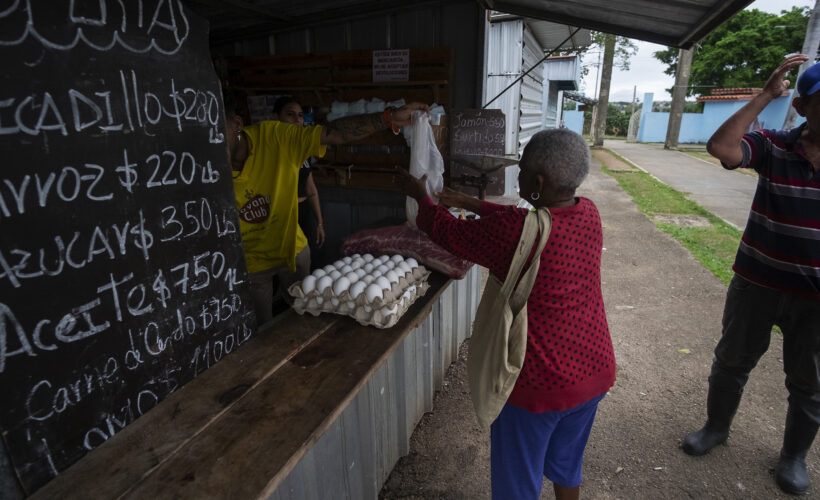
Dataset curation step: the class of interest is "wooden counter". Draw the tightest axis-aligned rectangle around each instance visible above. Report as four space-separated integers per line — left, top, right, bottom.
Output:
30 266 481 499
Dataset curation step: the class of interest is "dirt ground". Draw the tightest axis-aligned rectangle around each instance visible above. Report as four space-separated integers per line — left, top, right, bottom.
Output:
379 155 818 499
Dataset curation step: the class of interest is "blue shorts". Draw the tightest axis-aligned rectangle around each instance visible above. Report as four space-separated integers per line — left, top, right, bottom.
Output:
490 394 605 499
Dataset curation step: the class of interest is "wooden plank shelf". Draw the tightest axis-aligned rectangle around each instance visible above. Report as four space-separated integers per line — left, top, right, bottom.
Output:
30 270 470 500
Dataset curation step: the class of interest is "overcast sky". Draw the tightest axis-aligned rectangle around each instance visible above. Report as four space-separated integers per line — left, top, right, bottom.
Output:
579 0 813 102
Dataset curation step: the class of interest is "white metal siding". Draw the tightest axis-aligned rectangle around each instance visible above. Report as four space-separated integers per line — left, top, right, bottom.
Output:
269 266 482 500
519 25 545 151
485 19 524 157
214 1 481 110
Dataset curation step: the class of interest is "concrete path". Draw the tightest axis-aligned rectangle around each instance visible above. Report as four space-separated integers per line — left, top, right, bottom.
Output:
604 140 758 230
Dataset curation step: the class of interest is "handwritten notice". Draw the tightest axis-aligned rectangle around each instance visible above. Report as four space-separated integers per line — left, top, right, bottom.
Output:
373 49 409 82
0 1 254 494
450 109 506 156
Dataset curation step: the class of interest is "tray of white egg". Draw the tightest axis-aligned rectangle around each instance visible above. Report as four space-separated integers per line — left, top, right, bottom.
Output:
288 253 431 329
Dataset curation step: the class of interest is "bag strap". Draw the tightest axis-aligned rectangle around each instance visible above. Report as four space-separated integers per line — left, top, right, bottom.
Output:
498 207 552 306
510 208 551 313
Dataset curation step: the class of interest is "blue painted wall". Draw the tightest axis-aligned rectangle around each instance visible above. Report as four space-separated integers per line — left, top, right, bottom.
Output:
563 109 584 135
636 91 804 143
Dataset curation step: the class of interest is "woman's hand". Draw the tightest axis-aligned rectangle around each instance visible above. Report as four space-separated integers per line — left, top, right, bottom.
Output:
397 168 429 200
435 187 475 210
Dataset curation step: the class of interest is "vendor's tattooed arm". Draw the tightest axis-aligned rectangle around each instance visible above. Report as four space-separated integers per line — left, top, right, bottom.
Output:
320 113 384 144
319 102 429 145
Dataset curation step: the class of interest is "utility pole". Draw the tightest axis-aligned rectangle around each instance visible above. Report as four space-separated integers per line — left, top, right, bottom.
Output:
592 33 615 148
594 50 602 100
783 0 820 129
665 47 693 150
631 85 637 116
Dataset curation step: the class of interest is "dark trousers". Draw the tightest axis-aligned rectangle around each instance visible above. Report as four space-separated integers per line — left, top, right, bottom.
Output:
710 275 820 423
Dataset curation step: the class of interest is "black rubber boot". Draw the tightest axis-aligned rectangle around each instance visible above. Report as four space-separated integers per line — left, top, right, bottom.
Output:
682 386 742 456
776 406 819 496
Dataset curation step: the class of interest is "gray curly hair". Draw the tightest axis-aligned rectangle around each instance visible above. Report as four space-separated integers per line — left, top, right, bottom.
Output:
519 128 590 196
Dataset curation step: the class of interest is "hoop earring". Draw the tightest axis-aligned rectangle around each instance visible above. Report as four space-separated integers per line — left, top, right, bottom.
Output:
530 192 540 201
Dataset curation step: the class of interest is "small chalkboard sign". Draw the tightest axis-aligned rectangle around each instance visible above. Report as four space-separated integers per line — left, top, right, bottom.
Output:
0 2 254 494
450 109 506 156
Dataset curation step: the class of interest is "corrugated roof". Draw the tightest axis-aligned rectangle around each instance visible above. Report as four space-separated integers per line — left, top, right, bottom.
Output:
184 0 753 49
479 0 753 49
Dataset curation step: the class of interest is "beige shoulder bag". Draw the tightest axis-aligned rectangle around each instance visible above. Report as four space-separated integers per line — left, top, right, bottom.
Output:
467 207 552 428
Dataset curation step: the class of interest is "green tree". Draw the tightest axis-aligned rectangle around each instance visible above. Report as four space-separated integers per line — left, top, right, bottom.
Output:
654 7 809 96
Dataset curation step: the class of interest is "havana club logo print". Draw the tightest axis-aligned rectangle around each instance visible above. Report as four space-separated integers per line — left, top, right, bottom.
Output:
239 193 271 223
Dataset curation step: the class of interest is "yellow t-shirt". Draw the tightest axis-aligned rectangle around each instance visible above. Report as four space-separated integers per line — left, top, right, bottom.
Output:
233 121 327 273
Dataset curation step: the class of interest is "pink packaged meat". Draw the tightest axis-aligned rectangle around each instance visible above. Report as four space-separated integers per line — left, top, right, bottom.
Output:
341 223 472 279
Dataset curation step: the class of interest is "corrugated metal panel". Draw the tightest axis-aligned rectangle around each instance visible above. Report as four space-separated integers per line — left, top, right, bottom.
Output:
268 266 481 500
215 1 480 109
542 81 561 129
543 56 580 85
485 19 523 157
519 24 544 152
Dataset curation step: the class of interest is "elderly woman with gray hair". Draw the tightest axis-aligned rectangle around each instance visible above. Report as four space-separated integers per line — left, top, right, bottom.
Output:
400 128 615 500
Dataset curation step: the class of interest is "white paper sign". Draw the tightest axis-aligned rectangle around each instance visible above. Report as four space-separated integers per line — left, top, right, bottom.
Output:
373 49 409 82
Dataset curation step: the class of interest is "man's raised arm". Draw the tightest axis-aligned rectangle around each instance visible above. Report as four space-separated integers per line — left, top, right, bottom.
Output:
706 54 808 166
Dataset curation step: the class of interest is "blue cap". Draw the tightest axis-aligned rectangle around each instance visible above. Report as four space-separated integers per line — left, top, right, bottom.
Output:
797 61 820 97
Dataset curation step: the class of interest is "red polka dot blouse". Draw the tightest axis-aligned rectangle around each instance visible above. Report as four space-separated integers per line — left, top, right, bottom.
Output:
417 196 616 412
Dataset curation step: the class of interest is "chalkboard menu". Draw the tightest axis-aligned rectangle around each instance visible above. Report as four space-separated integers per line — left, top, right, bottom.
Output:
450 109 506 156
0 2 254 494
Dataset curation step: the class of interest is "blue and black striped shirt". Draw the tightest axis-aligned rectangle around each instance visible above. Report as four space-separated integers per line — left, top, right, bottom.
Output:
732 124 820 298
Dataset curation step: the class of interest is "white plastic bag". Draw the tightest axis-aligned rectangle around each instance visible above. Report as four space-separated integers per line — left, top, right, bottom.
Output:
403 110 444 227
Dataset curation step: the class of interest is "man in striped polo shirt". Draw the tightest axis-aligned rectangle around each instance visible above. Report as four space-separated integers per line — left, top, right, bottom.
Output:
682 53 820 496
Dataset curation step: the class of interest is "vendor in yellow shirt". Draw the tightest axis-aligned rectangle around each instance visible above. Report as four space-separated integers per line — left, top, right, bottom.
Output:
223 93 428 326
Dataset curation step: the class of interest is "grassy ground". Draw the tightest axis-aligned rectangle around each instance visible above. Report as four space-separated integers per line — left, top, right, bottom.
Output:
595 149 742 284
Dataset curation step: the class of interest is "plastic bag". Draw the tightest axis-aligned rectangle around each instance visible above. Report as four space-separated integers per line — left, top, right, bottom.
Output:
403 110 444 227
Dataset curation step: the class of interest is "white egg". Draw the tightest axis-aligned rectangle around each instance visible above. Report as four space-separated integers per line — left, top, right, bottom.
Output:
390 254 404 263
333 276 351 295
317 275 333 293
330 297 340 307
378 255 390 264
346 301 356 310
376 264 389 275
350 259 363 269
315 296 324 305
362 275 375 285
340 265 353 274
363 263 375 273
380 304 398 316
363 253 374 262
385 270 399 283
345 272 359 283
376 276 391 291
350 281 367 299
365 283 383 302
355 268 366 278
301 275 317 294
329 270 342 280
363 305 373 313
397 262 411 275
342 256 353 264
312 268 327 278
406 258 419 268
323 264 336 273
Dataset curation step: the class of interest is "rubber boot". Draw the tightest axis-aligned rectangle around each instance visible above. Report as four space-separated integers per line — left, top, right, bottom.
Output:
682 386 742 456
776 406 819 495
